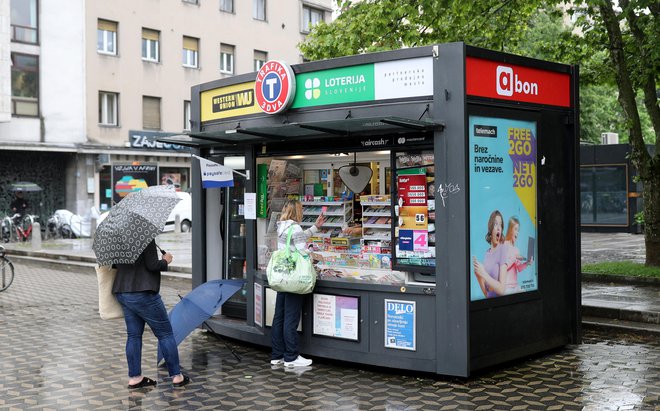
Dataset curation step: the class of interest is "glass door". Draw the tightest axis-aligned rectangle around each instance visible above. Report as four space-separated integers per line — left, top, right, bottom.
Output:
222 172 248 319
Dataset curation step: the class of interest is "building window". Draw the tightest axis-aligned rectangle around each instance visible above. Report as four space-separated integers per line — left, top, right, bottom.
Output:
220 0 233 13
183 100 191 131
254 50 267 71
302 5 324 33
10 0 38 44
97 19 118 55
143 96 161 130
99 91 118 126
220 44 234 74
253 0 266 20
141 28 160 62
10 53 39 116
182 0 198 4
182 36 199 68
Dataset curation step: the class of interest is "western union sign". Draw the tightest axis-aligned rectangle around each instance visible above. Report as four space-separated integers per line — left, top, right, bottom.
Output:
201 82 260 122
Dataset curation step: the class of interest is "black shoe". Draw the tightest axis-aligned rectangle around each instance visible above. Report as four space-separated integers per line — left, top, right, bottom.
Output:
127 377 157 389
172 375 190 387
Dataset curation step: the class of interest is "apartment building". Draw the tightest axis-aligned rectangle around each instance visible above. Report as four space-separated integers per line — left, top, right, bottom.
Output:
0 0 332 220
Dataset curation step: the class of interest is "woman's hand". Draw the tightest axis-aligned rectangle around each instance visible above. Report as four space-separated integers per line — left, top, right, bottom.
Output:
472 257 486 278
315 214 326 229
163 252 173 264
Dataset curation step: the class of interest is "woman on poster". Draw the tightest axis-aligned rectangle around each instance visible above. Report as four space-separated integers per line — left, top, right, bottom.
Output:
501 216 533 294
472 210 511 298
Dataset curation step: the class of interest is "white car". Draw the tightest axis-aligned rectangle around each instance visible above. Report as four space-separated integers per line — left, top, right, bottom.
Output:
97 191 192 233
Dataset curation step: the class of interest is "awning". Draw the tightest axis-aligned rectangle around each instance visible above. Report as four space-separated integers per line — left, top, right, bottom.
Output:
158 116 444 148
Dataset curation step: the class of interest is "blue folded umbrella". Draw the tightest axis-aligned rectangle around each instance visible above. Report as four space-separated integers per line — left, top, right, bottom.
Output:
158 279 245 364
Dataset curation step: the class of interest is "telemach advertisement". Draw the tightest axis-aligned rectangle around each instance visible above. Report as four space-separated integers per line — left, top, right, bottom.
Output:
469 116 538 301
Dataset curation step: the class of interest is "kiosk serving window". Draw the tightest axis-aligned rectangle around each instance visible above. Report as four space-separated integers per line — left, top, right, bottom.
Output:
255 151 413 286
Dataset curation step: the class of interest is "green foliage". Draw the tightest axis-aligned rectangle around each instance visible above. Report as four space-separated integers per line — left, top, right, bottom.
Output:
635 211 645 225
582 261 660 278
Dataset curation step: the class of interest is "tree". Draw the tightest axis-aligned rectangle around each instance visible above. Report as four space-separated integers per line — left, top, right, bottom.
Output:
573 0 659 265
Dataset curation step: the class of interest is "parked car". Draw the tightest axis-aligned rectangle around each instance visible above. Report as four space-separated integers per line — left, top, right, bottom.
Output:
97 191 192 233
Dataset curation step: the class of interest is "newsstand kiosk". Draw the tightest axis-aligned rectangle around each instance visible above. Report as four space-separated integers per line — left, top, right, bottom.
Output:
161 42 580 377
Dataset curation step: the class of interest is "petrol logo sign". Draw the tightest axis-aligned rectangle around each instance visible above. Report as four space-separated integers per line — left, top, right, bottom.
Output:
254 60 296 114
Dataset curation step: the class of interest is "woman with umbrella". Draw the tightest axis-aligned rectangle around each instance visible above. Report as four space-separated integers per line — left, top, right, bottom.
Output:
93 186 190 388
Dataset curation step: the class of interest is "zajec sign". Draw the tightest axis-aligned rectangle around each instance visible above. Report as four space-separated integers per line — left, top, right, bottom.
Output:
466 57 571 107
254 60 296 114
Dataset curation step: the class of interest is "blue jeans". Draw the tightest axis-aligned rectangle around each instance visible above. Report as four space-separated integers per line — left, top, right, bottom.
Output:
271 292 304 362
116 292 181 378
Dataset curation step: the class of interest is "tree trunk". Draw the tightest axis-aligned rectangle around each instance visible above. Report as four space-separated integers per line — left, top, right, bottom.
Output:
644 172 660 266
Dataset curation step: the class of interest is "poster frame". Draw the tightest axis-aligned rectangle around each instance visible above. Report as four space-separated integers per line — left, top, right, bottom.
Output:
311 293 361 342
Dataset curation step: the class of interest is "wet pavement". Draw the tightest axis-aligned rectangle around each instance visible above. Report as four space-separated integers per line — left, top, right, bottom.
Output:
1 261 659 410
581 232 646 265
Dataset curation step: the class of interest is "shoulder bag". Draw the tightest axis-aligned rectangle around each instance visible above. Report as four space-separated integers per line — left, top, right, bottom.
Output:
266 226 316 294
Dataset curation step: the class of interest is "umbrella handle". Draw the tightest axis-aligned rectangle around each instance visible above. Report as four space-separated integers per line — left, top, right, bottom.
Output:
157 244 166 255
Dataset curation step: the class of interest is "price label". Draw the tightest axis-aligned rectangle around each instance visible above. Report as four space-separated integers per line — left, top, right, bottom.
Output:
415 213 426 223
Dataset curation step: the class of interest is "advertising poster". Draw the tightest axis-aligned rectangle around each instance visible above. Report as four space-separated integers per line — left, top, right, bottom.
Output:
313 294 359 341
469 116 538 301
385 299 416 351
397 168 427 206
112 164 158 204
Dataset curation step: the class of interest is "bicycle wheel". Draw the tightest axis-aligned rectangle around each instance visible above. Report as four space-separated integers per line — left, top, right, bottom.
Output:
0 256 14 291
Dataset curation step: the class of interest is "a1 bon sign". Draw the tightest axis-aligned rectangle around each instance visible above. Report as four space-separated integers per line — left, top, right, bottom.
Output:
254 60 296 114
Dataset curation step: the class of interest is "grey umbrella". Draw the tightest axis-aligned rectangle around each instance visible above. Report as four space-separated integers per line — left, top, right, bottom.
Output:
92 185 181 266
9 182 42 192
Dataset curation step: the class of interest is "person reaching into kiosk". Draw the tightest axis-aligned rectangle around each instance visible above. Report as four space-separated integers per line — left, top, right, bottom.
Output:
270 199 325 368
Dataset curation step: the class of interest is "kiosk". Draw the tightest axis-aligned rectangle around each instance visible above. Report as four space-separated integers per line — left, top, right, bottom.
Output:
161 43 580 377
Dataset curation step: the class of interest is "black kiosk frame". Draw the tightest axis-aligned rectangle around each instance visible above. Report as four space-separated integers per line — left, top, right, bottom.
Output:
161 42 580 377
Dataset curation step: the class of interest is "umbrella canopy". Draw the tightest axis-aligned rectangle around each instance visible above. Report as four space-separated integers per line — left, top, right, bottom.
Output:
157 279 245 364
9 182 42 192
92 185 181 266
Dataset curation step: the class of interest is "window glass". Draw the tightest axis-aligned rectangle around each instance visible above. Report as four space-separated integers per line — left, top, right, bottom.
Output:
220 44 234 74
220 0 233 12
183 100 191 130
254 50 267 71
142 28 160 62
580 165 628 225
11 53 39 116
253 0 266 20
97 20 117 55
182 36 199 68
143 96 161 130
10 0 38 43
99 92 118 125
302 5 323 32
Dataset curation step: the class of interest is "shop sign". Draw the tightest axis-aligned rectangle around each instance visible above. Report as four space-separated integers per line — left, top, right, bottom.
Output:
466 57 571 107
129 130 187 151
254 60 296 114
200 82 260 122
384 299 416 351
292 57 433 109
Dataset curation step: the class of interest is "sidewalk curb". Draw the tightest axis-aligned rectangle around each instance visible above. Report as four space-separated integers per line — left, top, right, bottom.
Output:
582 304 659 325
582 272 660 286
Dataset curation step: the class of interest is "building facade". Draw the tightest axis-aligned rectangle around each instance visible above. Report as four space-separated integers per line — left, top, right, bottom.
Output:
0 0 332 223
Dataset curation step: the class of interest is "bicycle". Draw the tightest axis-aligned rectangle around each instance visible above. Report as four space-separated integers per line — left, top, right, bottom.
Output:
0 245 15 291
1 213 36 242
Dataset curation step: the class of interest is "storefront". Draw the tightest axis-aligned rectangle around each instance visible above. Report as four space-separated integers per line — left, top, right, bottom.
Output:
161 43 580 377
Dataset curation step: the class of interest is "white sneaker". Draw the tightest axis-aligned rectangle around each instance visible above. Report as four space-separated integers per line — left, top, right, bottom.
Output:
270 359 284 365
284 355 312 367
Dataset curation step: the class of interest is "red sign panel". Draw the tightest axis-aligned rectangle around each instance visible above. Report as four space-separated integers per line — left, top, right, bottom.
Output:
254 60 296 114
466 57 571 107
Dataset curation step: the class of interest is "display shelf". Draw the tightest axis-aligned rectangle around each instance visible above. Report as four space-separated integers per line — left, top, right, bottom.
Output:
301 200 353 230
360 198 391 240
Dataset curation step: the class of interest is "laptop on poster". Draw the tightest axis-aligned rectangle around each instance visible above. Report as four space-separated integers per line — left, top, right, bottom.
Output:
525 236 535 262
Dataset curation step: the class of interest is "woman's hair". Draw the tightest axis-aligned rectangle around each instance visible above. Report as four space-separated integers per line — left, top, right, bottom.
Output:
485 210 503 245
505 216 520 243
280 199 303 222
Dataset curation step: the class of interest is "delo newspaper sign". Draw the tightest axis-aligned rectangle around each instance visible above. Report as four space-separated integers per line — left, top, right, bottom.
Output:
466 57 571 107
